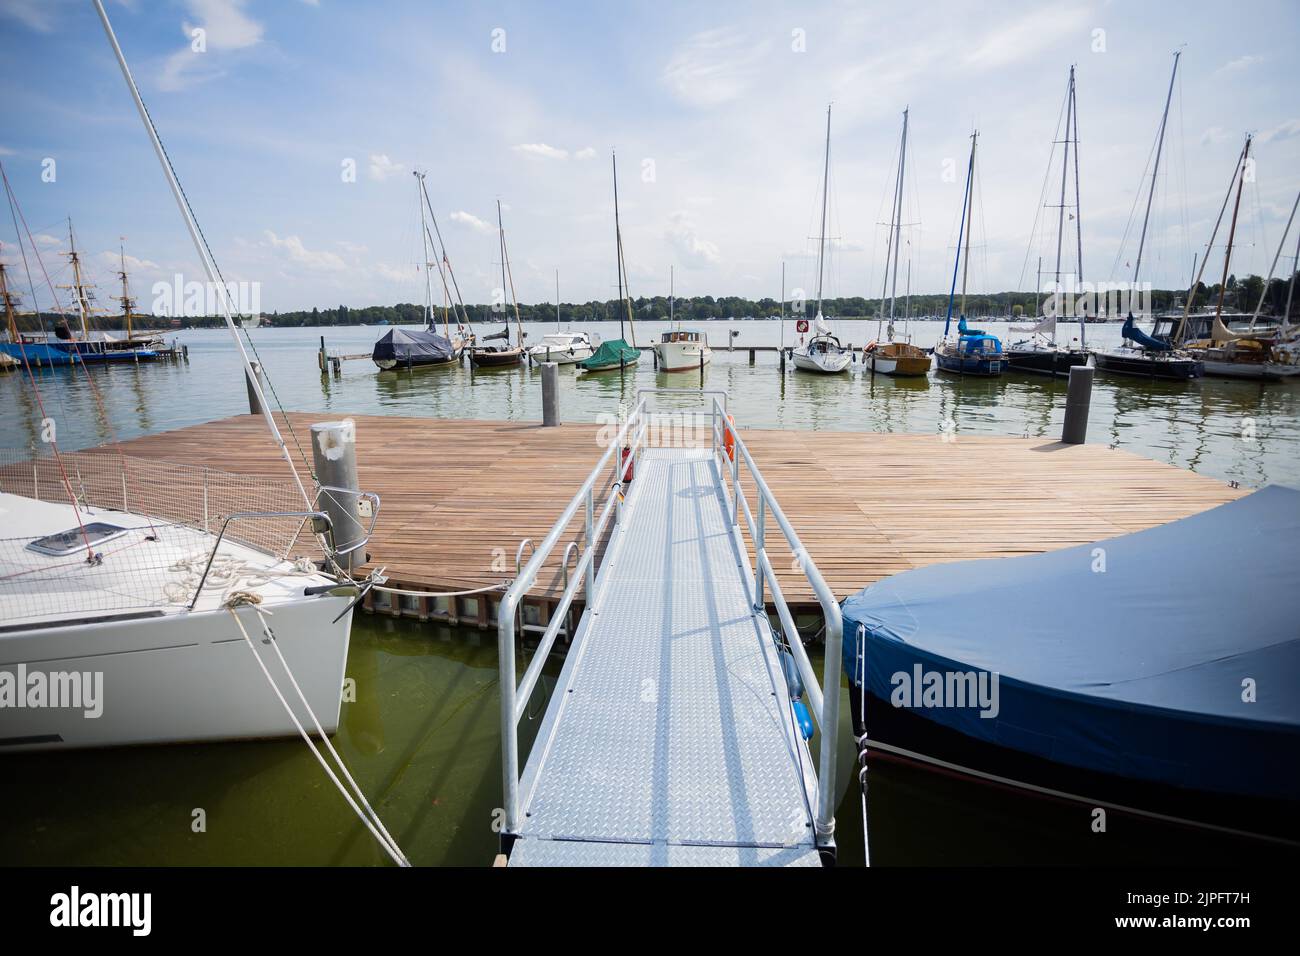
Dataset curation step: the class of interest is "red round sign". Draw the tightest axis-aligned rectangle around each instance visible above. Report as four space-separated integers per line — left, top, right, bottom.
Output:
796 319 809 333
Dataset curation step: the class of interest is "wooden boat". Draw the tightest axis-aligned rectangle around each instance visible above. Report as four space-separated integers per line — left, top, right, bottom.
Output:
792 105 850 376
867 340 930 376
580 150 639 374
652 269 711 371
1179 169 1300 380
867 109 929 378
935 132 1003 376
473 201 526 368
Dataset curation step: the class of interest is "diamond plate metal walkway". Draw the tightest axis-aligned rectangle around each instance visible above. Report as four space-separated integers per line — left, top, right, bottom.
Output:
509 447 820 866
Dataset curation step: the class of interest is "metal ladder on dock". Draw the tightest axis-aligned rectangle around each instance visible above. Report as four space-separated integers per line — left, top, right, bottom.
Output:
497 390 843 866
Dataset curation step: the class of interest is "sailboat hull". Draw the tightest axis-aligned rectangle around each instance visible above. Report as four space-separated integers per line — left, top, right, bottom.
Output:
1095 350 1203 380
868 343 930 377
1005 346 1091 377
471 348 524 367
935 349 1003 376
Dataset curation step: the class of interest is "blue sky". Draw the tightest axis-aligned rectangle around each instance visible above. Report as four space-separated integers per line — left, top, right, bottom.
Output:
1 0 1297 313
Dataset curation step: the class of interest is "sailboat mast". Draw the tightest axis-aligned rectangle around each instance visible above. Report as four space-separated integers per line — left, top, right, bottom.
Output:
116 244 134 340
1284 227 1300 337
498 199 524 348
1071 67 1086 346
887 108 909 335
416 172 432 327
1134 50 1180 289
0 261 19 341
1250 189 1300 330
943 133 976 338
497 199 509 335
612 150 626 343
1052 68 1073 345
815 104 832 316
94 0 310 507
66 220 91 339
555 270 561 331
780 261 785 351
1212 135 1251 324
960 132 978 318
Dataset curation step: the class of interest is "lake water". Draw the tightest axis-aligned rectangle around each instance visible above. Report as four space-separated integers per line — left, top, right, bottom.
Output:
1 319 1295 866
2 319 1299 488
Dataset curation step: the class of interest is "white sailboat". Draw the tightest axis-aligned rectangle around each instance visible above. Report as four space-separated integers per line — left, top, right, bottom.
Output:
793 105 852 375
528 271 597 364
652 266 712 372
1 6 371 756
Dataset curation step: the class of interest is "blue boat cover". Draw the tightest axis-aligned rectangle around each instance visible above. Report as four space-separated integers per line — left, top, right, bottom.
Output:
842 486 1300 800
1120 313 1171 351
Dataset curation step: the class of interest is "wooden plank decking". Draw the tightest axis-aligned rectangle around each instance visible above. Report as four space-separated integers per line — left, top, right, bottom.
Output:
101 412 1241 623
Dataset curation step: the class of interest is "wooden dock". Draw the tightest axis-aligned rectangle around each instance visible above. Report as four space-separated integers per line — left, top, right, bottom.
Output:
103 412 1242 632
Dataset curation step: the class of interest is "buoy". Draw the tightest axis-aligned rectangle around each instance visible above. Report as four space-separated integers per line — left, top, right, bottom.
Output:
792 700 814 741
723 415 735 461
779 650 804 700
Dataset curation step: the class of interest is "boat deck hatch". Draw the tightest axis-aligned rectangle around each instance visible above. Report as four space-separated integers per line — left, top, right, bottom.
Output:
26 522 131 556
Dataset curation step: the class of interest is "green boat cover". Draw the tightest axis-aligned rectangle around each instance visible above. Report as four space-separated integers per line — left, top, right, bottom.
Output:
579 338 639 370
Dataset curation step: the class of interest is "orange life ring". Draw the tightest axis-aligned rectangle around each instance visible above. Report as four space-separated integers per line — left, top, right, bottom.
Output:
724 415 736 461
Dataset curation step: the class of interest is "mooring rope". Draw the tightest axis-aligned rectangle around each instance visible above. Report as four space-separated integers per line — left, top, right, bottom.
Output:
856 733 1300 850
226 606 411 866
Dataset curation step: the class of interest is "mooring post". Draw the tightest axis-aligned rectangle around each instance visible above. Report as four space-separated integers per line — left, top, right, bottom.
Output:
1062 365 1093 444
310 419 363 574
541 361 559 427
245 360 263 416
749 348 755 365
318 335 327 374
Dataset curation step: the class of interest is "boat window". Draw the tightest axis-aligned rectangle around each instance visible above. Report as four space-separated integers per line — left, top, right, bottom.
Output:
26 522 131 557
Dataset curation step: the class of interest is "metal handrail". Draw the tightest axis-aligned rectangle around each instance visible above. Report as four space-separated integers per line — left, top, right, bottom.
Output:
712 397 843 846
496 389 841 851
498 398 647 836
188 509 333 610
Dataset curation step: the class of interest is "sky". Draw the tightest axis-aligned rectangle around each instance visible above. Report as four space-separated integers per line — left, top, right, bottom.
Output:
0 0 1297 314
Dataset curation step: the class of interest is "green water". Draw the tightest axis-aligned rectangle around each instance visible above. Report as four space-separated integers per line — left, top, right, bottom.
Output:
2 614 1288 866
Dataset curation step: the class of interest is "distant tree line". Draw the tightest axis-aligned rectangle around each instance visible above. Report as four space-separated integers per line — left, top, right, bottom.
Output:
10 272 1296 331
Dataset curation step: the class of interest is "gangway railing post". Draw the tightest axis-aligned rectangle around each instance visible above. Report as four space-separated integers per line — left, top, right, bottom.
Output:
755 497 766 610
584 488 595 600
731 440 740 524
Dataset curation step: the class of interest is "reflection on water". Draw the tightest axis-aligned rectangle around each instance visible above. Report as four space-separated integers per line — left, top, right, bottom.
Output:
0 619 1279 866
2 321 1294 488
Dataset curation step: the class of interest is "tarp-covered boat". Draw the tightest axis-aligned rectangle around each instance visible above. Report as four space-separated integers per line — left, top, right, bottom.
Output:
842 486 1300 802
578 338 639 372
372 327 457 370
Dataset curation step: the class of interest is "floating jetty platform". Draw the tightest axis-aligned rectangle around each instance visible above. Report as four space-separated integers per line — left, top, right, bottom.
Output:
103 409 1241 634
47 398 1244 865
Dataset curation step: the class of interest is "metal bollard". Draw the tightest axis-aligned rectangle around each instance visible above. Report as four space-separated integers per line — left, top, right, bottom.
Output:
1062 365 1093 444
541 362 559 426
310 419 363 573
245 361 263 416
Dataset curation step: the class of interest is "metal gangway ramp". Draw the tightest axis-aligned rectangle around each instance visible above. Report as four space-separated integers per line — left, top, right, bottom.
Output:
497 390 842 866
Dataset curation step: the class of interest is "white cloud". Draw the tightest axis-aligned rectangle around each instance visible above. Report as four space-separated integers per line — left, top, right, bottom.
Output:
512 143 569 160
1216 55 1263 74
159 0 265 91
667 211 720 267
32 233 61 248
97 250 160 272
662 29 771 108
260 230 346 271
1259 119 1300 145
1200 126 1233 146
573 147 597 161
0 146 15 155
450 210 493 233
367 153 405 181
0 0 56 32
962 6 1089 70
